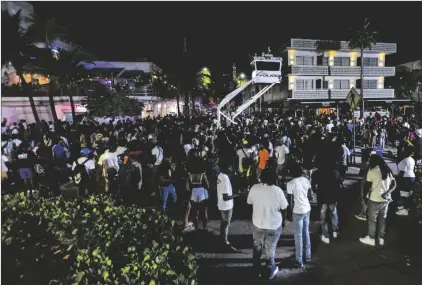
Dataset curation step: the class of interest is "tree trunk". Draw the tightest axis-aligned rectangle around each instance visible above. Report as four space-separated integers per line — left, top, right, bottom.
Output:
360 47 364 118
70 88 77 123
48 85 59 122
184 92 189 117
19 74 40 127
176 91 181 116
28 92 40 127
192 92 195 115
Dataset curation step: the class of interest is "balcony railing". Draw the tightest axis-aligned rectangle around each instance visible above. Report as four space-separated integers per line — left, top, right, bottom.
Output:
330 66 395 76
291 89 395 100
290 66 395 76
289 39 397 54
291 66 328 75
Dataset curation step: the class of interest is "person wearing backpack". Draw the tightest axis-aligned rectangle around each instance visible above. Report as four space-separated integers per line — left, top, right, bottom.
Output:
118 153 141 205
72 148 96 197
237 139 253 193
34 148 60 197
14 141 36 197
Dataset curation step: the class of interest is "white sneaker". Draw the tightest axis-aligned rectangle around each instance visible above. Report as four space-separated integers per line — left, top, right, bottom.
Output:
333 232 339 239
183 222 195 233
321 236 330 244
359 236 375 246
396 209 409 216
379 238 385 246
355 214 367 221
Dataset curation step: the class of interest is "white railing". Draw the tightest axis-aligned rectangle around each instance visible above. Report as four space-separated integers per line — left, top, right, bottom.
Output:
291 66 329 75
291 90 329 99
330 66 395 76
291 66 395 76
290 39 397 53
292 89 395 100
331 89 395 99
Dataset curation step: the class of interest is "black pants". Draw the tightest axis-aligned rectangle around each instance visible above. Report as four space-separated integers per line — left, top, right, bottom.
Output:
107 168 118 195
78 177 96 197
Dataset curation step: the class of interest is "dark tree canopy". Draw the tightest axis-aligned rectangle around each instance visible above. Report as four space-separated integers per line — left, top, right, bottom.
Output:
84 86 144 118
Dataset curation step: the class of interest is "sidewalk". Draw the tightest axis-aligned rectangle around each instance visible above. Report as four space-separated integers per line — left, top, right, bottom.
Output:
185 152 422 285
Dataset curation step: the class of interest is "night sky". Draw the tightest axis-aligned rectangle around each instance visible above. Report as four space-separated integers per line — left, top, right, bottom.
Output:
32 1 422 80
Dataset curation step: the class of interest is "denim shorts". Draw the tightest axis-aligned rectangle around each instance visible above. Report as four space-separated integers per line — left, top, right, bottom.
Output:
18 168 33 180
191 187 208 203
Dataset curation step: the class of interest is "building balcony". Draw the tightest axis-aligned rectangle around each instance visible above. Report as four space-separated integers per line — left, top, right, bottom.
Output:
288 39 397 54
291 89 395 100
290 65 395 77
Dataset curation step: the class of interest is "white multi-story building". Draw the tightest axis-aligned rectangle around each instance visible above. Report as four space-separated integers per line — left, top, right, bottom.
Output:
285 38 397 104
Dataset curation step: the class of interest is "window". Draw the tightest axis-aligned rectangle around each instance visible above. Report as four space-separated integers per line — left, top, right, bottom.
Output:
255 61 280 71
316 79 322 89
333 57 351 66
296 79 313 90
296 56 314 65
333 80 350 89
363 80 377 89
322 57 328 66
362 57 378 67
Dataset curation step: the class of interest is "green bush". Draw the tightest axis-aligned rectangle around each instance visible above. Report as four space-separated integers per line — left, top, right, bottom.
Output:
1 193 198 285
411 164 422 223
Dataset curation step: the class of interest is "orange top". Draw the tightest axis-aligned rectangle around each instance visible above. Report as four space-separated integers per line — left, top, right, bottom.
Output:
258 149 269 170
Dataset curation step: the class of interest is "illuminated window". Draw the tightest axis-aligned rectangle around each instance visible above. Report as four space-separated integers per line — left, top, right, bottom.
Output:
296 56 314 66
357 79 377 89
296 79 313 90
363 58 378 67
333 57 350 66
333 80 350 89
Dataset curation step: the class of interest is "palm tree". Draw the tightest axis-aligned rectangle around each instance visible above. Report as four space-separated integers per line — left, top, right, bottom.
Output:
27 16 70 123
46 46 96 122
196 67 212 110
2 10 41 126
349 18 377 117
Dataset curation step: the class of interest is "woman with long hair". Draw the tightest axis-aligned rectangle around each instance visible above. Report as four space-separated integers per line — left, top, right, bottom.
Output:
360 155 396 246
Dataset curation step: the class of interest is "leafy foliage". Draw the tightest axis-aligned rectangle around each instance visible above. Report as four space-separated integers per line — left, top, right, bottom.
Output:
411 164 422 223
1 194 198 284
348 18 377 51
394 70 422 99
84 86 144 118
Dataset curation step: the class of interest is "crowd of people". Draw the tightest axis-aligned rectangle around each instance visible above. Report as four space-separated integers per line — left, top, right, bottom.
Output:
1 110 421 280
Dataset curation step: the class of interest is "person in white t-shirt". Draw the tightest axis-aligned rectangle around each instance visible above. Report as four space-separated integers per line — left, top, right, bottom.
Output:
396 151 415 216
326 120 334 133
275 140 289 185
150 138 163 196
286 167 311 268
102 145 120 194
360 155 396 246
217 166 238 251
1 148 9 192
247 169 288 280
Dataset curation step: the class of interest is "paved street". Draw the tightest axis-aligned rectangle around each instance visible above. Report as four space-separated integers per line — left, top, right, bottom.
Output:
58 150 422 285
182 152 422 285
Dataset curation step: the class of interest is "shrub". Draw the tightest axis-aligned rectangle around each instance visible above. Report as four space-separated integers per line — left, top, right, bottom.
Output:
1 194 198 284
411 164 422 223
